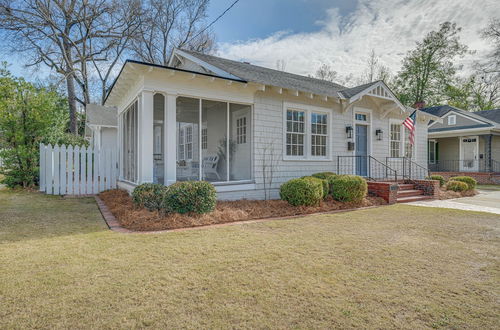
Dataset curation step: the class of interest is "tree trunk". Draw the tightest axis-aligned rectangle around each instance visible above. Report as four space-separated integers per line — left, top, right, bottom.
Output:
66 74 78 134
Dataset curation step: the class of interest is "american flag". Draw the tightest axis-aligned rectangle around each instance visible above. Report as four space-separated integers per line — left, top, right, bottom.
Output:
403 110 417 145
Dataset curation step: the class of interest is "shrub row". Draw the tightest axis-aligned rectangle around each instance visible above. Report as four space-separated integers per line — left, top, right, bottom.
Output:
132 181 216 214
426 174 477 191
280 173 367 206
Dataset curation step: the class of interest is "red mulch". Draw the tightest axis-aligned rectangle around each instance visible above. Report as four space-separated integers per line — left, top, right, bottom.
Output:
98 189 387 231
438 188 478 200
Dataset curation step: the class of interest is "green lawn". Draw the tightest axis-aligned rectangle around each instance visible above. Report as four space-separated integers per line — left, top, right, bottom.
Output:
0 190 499 329
477 184 500 191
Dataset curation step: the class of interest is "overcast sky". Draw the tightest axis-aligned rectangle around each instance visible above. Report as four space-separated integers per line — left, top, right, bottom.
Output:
5 0 500 81
209 0 500 79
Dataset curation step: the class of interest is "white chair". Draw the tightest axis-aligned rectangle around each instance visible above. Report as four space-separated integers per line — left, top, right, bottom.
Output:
202 155 221 180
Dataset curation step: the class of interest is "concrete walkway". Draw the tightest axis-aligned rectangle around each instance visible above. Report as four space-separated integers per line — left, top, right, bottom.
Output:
408 190 500 215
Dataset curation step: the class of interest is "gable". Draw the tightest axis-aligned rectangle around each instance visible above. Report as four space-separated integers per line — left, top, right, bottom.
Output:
429 111 491 131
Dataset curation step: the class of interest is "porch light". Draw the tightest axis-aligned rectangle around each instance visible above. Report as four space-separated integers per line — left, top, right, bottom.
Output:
375 129 383 141
345 125 353 139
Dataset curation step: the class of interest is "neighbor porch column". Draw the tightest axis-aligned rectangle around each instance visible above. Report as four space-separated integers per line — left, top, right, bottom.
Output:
164 93 177 185
139 90 154 183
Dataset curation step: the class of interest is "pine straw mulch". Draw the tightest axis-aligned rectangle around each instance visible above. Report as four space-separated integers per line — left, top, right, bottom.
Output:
98 189 387 232
438 188 478 200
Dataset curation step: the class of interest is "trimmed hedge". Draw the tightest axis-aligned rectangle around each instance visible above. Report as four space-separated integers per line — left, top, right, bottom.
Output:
303 176 329 199
132 183 167 211
161 181 217 214
311 172 337 180
330 175 367 203
280 178 323 206
446 180 468 192
427 175 445 187
450 176 477 190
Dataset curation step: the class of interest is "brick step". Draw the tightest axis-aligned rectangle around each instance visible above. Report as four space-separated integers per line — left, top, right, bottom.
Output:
397 195 433 203
398 184 415 191
397 189 424 197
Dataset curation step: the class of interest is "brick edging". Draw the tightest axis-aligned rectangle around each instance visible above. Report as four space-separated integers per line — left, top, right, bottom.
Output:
94 196 133 233
94 197 389 234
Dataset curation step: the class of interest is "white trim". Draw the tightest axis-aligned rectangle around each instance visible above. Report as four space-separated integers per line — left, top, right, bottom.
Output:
214 183 255 192
428 110 492 128
282 101 333 161
171 49 242 80
428 127 500 138
346 81 407 115
448 114 456 125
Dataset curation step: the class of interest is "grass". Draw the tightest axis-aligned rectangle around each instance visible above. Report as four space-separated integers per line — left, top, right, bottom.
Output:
0 190 499 328
477 184 500 191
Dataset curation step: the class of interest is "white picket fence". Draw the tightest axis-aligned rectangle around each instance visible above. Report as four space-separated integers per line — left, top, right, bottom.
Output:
39 143 118 195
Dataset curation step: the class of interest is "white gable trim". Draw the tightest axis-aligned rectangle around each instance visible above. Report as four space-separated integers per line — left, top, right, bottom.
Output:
346 81 407 115
428 110 492 128
170 49 242 81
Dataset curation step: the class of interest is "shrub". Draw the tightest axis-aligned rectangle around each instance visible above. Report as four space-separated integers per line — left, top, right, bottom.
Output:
132 183 167 211
446 180 468 192
280 178 323 206
162 181 217 214
426 175 445 187
450 176 477 190
303 176 329 199
330 175 367 203
311 172 337 180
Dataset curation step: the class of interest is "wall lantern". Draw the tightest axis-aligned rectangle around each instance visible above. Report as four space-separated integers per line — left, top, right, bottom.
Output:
375 129 383 141
345 125 353 139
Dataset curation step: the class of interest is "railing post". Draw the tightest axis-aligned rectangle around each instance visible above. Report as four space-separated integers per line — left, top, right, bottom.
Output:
337 156 340 175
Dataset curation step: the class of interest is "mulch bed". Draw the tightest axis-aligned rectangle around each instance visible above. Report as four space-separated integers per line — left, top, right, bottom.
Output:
438 188 478 200
98 189 387 231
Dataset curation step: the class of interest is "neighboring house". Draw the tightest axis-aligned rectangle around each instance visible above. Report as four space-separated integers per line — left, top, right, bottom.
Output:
103 49 437 200
85 104 118 150
420 105 500 182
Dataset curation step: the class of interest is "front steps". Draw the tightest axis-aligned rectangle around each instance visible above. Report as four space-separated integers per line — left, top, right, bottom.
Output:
397 183 433 203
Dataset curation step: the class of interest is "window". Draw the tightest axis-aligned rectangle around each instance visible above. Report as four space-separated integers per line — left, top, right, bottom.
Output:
428 140 436 164
355 113 367 121
236 117 247 144
286 110 305 156
448 115 456 125
390 123 401 157
311 113 327 156
185 126 193 159
201 127 207 150
121 100 138 182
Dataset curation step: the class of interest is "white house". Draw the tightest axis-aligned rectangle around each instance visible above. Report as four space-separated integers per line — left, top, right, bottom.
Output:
103 49 438 200
85 103 118 150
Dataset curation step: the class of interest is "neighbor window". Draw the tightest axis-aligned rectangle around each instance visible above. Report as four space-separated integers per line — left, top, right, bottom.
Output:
236 117 247 144
428 140 436 164
448 115 456 125
390 123 401 157
286 110 305 156
311 113 327 156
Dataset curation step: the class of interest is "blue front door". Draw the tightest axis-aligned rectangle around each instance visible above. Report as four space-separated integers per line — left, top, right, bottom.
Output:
355 125 368 176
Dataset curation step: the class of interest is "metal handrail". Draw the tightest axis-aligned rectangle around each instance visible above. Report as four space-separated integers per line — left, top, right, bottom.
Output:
337 155 398 181
428 159 500 173
386 157 428 180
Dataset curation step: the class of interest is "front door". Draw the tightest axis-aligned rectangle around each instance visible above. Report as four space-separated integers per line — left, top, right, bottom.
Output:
355 125 368 176
460 136 478 172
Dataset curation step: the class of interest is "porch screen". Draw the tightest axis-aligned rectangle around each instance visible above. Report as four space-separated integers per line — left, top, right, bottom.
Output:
122 100 138 182
176 97 251 183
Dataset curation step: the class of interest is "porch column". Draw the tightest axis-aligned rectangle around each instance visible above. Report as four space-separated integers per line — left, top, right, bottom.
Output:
164 93 177 185
139 90 154 183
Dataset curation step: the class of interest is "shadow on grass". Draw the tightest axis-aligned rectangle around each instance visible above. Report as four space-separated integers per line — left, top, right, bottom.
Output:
0 190 108 243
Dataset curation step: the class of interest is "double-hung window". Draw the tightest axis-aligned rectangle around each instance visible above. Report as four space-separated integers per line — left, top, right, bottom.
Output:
390 123 401 157
285 105 329 159
286 110 305 156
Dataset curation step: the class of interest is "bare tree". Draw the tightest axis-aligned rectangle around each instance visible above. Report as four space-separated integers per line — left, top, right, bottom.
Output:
314 63 338 82
0 0 141 133
130 0 215 65
276 59 286 71
261 141 279 200
480 18 500 75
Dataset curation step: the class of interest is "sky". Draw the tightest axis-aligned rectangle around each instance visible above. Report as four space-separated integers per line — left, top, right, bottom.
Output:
207 0 500 79
5 0 500 82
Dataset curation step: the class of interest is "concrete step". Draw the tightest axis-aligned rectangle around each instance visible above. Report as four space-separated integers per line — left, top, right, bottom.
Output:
397 189 424 197
397 195 433 203
398 184 415 191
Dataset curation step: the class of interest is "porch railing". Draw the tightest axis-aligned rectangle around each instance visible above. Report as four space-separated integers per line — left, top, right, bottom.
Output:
386 157 429 180
428 159 500 173
337 156 397 181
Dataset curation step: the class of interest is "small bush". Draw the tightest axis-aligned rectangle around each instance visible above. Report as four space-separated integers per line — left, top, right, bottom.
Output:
446 180 469 192
303 176 329 199
280 178 323 206
132 183 167 211
450 176 476 190
162 181 217 214
330 175 367 203
426 175 445 187
311 172 337 180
